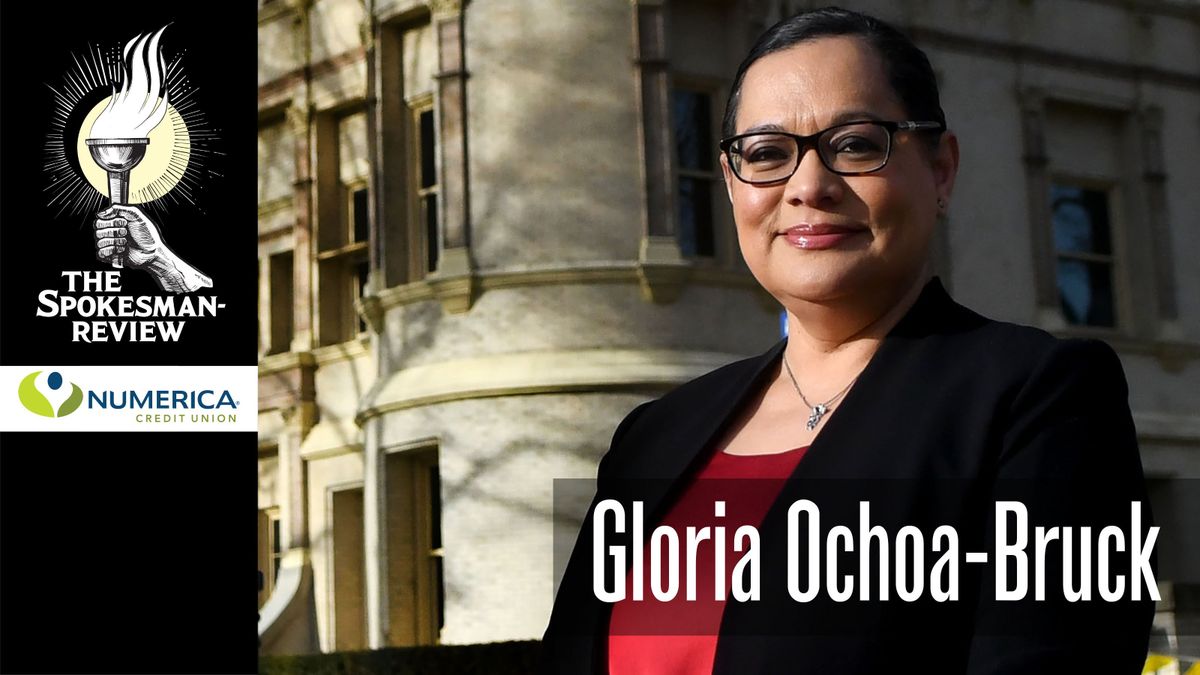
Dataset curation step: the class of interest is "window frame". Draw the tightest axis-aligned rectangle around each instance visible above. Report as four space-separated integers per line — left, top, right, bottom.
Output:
327 482 367 651
406 94 439 280
668 76 732 268
1019 88 1172 343
1046 172 1130 336
412 451 443 637
258 506 282 608
384 445 444 646
262 248 294 355
315 109 372 346
346 178 371 246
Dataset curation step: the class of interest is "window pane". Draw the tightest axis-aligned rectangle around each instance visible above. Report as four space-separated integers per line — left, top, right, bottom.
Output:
435 556 445 630
420 110 436 189
258 122 295 204
429 464 442 550
271 517 282 582
1050 184 1112 255
678 177 715 257
269 251 293 354
257 263 263 354
355 260 369 334
337 113 370 185
352 188 369 243
355 261 369 298
672 90 712 171
1056 258 1115 327
425 195 439 273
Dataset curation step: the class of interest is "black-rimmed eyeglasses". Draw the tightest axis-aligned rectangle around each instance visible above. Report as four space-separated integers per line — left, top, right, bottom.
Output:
719 120 945 185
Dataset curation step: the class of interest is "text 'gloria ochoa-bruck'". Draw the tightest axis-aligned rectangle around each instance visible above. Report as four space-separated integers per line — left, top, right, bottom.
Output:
593 499 1158 604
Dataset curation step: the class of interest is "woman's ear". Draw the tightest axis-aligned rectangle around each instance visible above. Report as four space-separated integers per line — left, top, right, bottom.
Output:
932 130 959 203
719 153 735 204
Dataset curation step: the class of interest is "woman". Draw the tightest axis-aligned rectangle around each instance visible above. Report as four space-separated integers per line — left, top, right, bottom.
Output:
543 7 1154 674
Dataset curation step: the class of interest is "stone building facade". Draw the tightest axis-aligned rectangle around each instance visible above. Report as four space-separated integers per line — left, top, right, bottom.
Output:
257 0 1200 658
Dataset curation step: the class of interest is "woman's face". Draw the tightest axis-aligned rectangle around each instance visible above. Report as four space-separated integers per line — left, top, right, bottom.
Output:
721 36 958 308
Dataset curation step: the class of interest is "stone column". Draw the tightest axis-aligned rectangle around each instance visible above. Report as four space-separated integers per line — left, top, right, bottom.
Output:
1137 106 1179 332
1018 87 1060 327
288 102 316 351
363 416 388 648
428 0 477 313
277 404 314 550
631 0 688 303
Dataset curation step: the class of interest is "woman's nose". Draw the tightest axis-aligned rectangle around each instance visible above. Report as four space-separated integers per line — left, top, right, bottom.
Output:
783 146 844 208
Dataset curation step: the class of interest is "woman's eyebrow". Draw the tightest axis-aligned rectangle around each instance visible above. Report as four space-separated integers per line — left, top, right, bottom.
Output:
830 110 884 124
740 123 788 134
739 111 886 135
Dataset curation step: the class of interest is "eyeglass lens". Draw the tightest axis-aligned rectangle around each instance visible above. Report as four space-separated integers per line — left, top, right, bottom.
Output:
731 122 892 182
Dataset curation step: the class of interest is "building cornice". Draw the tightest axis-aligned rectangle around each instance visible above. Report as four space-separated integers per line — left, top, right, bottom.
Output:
372 262 775 313
908 25 1200 90
357 347 749 423
258 48 368 112
1084 0 1200 22
312 336 371 366
257 0 296 25
259 350 317 376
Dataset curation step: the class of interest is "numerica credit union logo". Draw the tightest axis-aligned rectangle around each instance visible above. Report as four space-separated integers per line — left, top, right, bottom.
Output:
18 371 84 418
2 366 251 431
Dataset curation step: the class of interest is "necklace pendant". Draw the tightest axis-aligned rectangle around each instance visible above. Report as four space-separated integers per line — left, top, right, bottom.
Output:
806 404 828 431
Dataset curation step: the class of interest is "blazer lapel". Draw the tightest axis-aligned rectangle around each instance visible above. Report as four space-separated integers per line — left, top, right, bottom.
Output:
623 337 788 525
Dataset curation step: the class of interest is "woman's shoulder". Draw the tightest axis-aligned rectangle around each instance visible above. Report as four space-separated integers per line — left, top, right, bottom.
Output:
650 340 787 414
596 343 785 476
892 277 1120 379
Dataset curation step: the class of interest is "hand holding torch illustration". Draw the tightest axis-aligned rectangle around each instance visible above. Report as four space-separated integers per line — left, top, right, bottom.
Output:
85 28 169 270
82 27 211 293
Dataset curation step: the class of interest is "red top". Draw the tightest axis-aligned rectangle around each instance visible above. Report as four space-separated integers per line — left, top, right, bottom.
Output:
607 445 809 675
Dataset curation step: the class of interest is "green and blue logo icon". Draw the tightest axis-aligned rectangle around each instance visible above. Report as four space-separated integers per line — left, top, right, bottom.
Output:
18 370 83 418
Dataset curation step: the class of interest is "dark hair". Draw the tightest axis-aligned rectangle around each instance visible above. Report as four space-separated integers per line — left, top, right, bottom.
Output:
721 6 945 140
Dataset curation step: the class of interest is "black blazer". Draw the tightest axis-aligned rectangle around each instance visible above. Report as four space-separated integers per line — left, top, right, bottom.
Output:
543 277 1155 674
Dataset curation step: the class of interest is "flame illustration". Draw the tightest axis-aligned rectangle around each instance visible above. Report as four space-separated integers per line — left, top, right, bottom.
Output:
89 26 170 140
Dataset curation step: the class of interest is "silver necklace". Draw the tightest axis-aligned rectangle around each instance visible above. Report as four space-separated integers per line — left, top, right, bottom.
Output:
781 354 859 431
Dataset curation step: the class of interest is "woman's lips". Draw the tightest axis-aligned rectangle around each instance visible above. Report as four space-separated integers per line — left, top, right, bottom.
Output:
779 224 866 250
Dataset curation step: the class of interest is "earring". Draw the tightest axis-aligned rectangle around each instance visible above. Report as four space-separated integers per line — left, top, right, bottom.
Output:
937 198 947 210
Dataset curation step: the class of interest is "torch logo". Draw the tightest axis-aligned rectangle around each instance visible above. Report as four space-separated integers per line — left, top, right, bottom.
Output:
85 28 170 212
45 25 214 294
